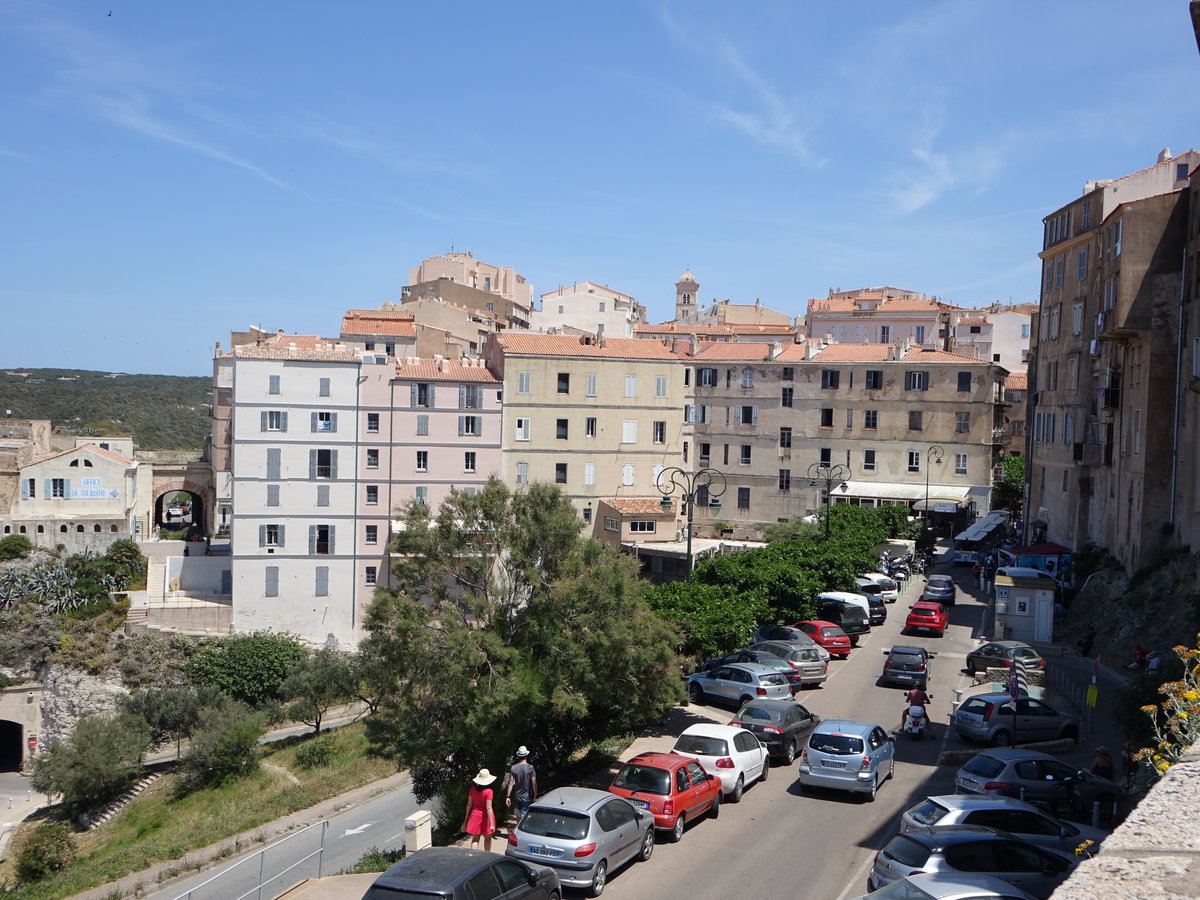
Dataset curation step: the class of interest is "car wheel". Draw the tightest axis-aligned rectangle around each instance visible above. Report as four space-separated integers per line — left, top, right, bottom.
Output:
589 860 607 897
781 741 796 766
1061 725 1079 744
688 683 704 705
864 775 878 802
708 790 720 819
759 755 769 782
638 826 654 862
730 775 745 803
669 814 685 842
886 758 895 780
993 729 1012 747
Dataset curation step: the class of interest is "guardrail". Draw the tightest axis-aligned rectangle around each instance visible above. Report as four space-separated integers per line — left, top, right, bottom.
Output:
171 820 328 900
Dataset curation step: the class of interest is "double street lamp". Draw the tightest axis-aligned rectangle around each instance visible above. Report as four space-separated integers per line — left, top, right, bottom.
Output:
807 462 851 539
657 466 727 579
924 444 945 528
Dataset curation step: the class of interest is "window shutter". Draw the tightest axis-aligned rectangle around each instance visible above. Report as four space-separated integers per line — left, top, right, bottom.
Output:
265 567 279 598
459 385 466 408
280 412 288 431
329 412 337 433
20 480 29 500
267 448 281 479
428 385 436 407
309 450 317 479
329 450 338 479
752 406 759 426
317 484 329 506
311 412 319 432
458 416 465 436
315 566 329 597
64 479 71 497
410 384 417 407
277 525 285 547
309 525 317 555
327 525 335 555
44 479 52 499
261 411 269 431
259 525 266 547
734 406 742 425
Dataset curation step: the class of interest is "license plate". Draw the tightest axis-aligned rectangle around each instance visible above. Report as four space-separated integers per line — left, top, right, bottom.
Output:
529 845 563 859
629 798 649 809
822 760 847 769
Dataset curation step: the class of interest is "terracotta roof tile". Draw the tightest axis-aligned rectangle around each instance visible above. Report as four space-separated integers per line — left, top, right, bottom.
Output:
341 309 417 336
494 333 683 360
636 323 734 336
693 342 775 361
604 497 674 515
1005 372 1029 390
392 358 499 384
776 343 998 364
956 317 989 326
235 345 361 362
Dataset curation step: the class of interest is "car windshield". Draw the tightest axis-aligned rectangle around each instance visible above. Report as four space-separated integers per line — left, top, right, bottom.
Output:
891 652 922 664
880 835 931 868
520 808 591 840
758 658 791 673
809 733 864 755
736 706 782 724
612 764 671 794
958 698 994 716
905 799 950 826
877 578 897 591
674 735 729 756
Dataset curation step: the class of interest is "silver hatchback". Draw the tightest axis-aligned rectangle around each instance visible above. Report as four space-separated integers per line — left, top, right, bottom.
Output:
798 719 896 801
953 691 1079 746
748 640 829 687
687 661 792 707
901 794 1108 854
506 786 653 896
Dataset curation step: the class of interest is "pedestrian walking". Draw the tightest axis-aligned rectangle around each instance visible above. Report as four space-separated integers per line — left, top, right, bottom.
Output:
1091 746 1115 780
462 768 497 851
505 745 539 823
973 562 983 590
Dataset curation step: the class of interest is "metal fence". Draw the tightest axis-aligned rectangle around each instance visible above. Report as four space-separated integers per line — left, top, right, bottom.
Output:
171 819 329 900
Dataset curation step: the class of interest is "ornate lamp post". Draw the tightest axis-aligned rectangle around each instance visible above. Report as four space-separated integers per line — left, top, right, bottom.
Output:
924 444 945 527
657 466 727 579
807 462 851 539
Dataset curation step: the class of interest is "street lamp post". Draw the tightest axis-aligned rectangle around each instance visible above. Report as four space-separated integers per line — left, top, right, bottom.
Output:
807 462 851 540
924 444 945 529
657 466 727 579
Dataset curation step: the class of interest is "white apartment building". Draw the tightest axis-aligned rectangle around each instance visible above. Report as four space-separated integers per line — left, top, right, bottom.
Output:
532 281 646 338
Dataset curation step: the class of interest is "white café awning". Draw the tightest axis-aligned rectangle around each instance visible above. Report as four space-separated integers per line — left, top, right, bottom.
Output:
842 481 972 505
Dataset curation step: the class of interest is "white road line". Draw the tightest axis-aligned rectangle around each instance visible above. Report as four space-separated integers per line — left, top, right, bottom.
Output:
835 848 878 900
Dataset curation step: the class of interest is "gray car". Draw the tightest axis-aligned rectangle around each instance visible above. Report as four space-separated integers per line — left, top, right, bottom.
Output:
365 847 559 900
923 574 957 605
955 748 1122 822
845 872 1039 900
749 640 829 686
869 826 1076 899
798 718 895 801
881 645 936 689
686 661 791 707
506 786 653 896
953 691 1079 746
901 794 1108 854
964 641 1046 675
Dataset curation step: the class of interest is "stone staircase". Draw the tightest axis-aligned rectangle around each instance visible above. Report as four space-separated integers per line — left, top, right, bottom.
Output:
78 772 165 830
146 557 165 605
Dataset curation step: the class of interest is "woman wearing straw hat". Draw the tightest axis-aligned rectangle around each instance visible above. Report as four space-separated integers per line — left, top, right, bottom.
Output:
462 768 497 851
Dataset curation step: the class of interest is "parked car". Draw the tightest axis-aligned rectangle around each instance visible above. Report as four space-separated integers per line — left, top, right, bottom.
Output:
686 661 791 707
729 699 820 765
880 645 936 689
671 723 769 802
815 597 871 645
905 601 949 637
858 572 900 603
952 691 1079 746
167 505 185 517
923 574 957 605
704 649 803 693
900 794 1108 855
748 640 829 686
851 581 889 623
845 872 1039 900
362 847 559 900
955 748 1121 821
608 752 721 843
505 786 652 897
792 620 852 658
869 827 1076 899
965 641 1046 675
797 718 895 801
751 624 832 661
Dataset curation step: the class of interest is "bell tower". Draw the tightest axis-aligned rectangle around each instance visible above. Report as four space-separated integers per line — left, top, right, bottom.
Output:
675 268 698 321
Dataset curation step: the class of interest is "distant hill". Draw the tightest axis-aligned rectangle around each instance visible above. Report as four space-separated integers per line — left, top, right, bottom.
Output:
0 368 210 450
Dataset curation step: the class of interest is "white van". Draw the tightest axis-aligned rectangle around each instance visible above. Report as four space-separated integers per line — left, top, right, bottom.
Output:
818 590 877 623
858 572 900 604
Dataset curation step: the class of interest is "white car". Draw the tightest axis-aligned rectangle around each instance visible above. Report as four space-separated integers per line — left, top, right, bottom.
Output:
671 723 769 803
167 505 184 517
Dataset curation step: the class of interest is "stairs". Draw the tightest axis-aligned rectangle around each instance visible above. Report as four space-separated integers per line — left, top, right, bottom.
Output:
146 558 166 604
78 772 164 830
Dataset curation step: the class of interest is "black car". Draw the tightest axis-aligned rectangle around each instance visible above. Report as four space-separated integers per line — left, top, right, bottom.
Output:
815 599 871 645
730 699 821 766
880 645 936 689
753 623 809 643
705 649 803 693
361 847 559 900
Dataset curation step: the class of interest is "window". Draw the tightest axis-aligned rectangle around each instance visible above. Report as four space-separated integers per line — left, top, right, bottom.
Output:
905 371 928 391
782 366 794 381
737 487 750 510
908 451 921 472
604 516 620 532
955 453 968 475
582 506 592 523
629 520 656 533
516 462 529 484
698 367 716 387
315 566 329 597
622 420 637 443
266 484 279 507
265 566 279 597
821 369 840 389
266 448 281 479
1067 357 1079 390
880 325 891 343
517 371 532 394
781 386 793 407
1077 248 1088 281
263 410 286 432
819 447 831 465
556 419 569 440
957 371 972 392
50 478 66 498
624 375 637 398
700 442 711 460
740 445 752 465
460 385 481 409
319 377 331 397
863 449 876 471
365 525 378 544
313 411 336 432
915 325 926 343
1054 256 1064 288
1132 409 1141 454
778 469 791 491
366 485 379 504
260 524 284 547
363 448 379 469
956 411 971 433
416 451 428 472
268 375 281 395
585 417 597 437
586 373 597 397
655 375 668 398
846 409 854 427
820 408 834 428
737 405 758 425
1109 218 1123 259
864 410 878 429
413 383 432 408
316 484 329 507
414 486 428 506
416 414 429 436
1082 199 1091 228
21 478 34 499
1021 323 1030 338
622 464 635 486
464 451 476 472
310 525 333 555
598 300 605 312
557 373 570 394
365 566 377 586
653 421 666 444
741 368 754 388
908 411 923 431
555 463 568 484
515 418 531 441
367 412 380 432
777 427 792 449
1050 307 1060 339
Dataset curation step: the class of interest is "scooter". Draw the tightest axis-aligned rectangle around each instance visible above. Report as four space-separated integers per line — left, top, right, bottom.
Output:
903 695 933 739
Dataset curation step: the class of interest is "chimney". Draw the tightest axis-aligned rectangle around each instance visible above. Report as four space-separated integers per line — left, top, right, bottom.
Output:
770 341 781 359
1158 147 1173 163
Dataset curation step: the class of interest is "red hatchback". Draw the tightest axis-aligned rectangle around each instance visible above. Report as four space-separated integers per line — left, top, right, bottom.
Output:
608 752 722 843
792 620 852 658
905 601 949 637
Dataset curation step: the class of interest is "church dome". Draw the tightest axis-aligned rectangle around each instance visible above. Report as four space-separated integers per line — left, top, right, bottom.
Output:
678 268 696 284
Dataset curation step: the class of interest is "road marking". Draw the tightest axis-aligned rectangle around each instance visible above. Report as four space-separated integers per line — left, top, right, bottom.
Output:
343 823 373 836
835 847 878 900
385 832 404 843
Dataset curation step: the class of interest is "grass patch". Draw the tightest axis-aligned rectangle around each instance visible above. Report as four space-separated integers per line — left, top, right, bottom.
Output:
339 846 405 875
0 722 396 899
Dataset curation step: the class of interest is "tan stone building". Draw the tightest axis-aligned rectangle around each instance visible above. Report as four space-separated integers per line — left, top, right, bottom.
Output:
805 287 950 347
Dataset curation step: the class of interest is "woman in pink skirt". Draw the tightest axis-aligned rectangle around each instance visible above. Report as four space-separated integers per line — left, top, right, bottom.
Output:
462 768 497 851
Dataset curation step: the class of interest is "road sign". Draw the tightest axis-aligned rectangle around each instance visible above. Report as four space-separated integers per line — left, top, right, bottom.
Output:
1010 658 1028 701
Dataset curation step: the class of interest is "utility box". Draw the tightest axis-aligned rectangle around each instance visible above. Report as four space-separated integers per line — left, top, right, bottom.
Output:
404 810 433 854
994 572 1056 644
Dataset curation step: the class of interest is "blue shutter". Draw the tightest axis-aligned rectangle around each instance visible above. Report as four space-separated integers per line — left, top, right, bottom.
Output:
20 480 29 500
327 525 335 555
64 479 71 498
308 525 317 555
259 525 266 546
752 406 759 426
428 385 436 407
311 412 319 432
734 407 742 425
44 479 52 499
458 416 464 436
459 385 466 409
410 384 417 408
277 525 285 547
309 450 317 479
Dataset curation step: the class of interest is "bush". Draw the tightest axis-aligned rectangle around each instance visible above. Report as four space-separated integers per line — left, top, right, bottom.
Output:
0 534 33 560
13 821 76 883
180 697 265 789
31 713 151 813
294 739 335 769
340 846 405 875
186 632 308 707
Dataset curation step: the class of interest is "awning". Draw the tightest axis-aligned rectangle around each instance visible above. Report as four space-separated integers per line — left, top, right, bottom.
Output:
910 484 976 511
840 480 924 501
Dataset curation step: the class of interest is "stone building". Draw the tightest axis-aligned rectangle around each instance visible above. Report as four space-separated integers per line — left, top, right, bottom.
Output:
404 251 533 329
805 287 949 347
532 281 646 338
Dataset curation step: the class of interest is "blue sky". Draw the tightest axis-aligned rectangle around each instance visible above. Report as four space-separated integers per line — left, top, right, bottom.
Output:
3 1 1198 376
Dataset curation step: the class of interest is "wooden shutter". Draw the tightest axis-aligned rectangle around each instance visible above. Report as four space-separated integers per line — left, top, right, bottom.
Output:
458 416 465 436
261 411 269 431
277 525 285 547
752 406 759 425
309 450 317 479
20 480 29 500
410 384 417 407
329 412 338 433
311 412 319 432
459 385 466 408
327 525 335 555
734 406 742 425
308 525 317 555
259 525 267 547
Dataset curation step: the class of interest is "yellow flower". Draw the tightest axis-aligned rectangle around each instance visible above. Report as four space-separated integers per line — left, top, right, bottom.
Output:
1141 705 1159 714
1157 761 1171 772
1183 691 1199 703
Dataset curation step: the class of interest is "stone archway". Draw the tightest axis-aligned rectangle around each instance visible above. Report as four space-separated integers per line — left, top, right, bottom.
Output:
0 720 23 771
152 481 211 536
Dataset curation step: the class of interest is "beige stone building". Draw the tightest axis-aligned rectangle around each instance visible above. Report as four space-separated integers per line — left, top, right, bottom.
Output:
532 281 646 338
405 252 533 329
805 287 950 347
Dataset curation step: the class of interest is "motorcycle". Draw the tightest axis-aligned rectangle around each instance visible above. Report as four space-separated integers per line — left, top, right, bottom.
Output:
902 693 933 739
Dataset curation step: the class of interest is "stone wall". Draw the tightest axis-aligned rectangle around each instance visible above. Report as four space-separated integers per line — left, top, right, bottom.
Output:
38 664 128 745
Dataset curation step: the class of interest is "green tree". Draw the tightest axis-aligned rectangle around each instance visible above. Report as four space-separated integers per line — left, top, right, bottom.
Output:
992 454 1025 515
647 581 767 661
361 478 682 802
185 631 307 707
282 649 358 733
122 683 223 754
180 695 265 788
31 713 151 813
0 534 34 560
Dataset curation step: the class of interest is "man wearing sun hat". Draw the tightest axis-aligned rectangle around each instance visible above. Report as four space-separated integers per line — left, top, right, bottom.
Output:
505 745 539 822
